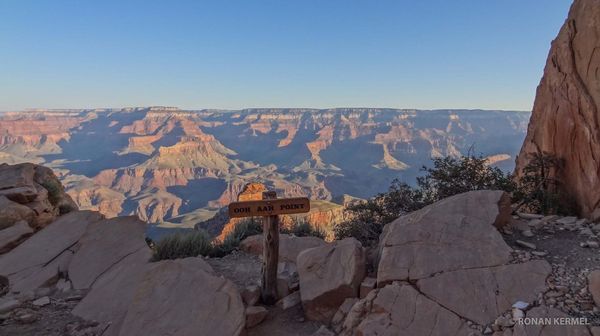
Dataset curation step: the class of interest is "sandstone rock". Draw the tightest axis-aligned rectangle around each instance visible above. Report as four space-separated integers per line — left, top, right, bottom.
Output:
588 270 600 307
0 196 35 229
0 211 103 293
245 306 268 328
0 220 33 254
516 240 537 250
377 190 512 284
32 296 50 307
331 298 359 333
240 233 328 263
241 284 261 306
359 277 376 299
297 237 365 323
117 258 245 336
0 163 37 203
68 216 149 290
514 0 600 220
417 260 551 325
338 283 470 336
517 212 544 220
277 291 301 310
277 261 298 298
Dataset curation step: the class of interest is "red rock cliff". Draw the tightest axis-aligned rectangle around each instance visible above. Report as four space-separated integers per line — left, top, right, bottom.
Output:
515 0 600 219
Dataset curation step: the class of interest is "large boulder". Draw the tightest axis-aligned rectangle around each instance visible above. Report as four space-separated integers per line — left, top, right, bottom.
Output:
0 211 103 293
297 237 365 323
417 260 551 325
68 216 149 289
514 0 600 220
240 233 328 263
74 256 245 336
338 283 471 336
377 190 512 285
118 258 245 336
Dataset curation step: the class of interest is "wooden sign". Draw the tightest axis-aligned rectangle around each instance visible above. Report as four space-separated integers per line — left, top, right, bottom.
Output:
228 197 310 218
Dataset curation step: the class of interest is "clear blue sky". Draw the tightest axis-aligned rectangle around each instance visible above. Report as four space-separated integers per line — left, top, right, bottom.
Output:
0 0 572 111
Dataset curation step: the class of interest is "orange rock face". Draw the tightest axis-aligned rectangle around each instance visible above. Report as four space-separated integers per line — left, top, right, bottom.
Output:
515 0 600 219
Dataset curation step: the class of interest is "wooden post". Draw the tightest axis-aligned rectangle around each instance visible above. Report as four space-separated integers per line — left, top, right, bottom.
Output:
261 190 279 305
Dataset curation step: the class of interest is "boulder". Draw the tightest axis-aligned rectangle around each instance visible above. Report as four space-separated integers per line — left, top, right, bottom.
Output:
0 163 37 203
245 306 268 328
68 216 149 289
0 220 33 254
240 233 328 263
117 258 245 336
0 211 103 293
588 270 600 307
338 283 471 336
417 260 551 325
377 190 512 285
0 196 35 229
0 163 77 229
297 237 365 323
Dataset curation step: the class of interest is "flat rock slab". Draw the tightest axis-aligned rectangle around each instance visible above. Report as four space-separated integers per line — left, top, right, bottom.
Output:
377 190 512 284
73 248 152 336
0 211 102 281
339 283 471 336
417 260 551 325
68 216 149 290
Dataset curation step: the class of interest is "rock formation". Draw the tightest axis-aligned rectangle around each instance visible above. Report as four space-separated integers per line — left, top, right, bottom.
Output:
0 107 528 229
297 238 366 323
515 0 600 219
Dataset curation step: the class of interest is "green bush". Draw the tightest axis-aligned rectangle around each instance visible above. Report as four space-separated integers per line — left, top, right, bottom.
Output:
513 151 576 215
41 179 63 206
211 218 263 257
151 218 263 261
151 230 213 261
281 218 326 239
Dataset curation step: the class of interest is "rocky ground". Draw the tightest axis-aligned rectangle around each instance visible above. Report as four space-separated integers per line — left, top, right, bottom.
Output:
505 213 600 326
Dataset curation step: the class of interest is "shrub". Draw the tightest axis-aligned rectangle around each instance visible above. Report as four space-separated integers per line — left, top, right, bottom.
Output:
151 230 213 261
513 151 575 215
41 179 63 206
281 218 326 239
211 218 262 257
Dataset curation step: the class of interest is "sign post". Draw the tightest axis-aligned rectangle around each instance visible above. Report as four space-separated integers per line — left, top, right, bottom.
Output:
228 191 310 304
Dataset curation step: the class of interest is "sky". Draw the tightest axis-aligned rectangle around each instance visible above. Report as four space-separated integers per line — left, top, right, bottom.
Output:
0 0 572 111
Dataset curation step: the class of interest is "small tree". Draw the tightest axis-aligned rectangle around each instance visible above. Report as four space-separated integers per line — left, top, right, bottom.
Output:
513 151 572 215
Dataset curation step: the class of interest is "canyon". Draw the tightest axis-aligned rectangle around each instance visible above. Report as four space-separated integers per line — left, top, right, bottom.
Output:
0 107 529 236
